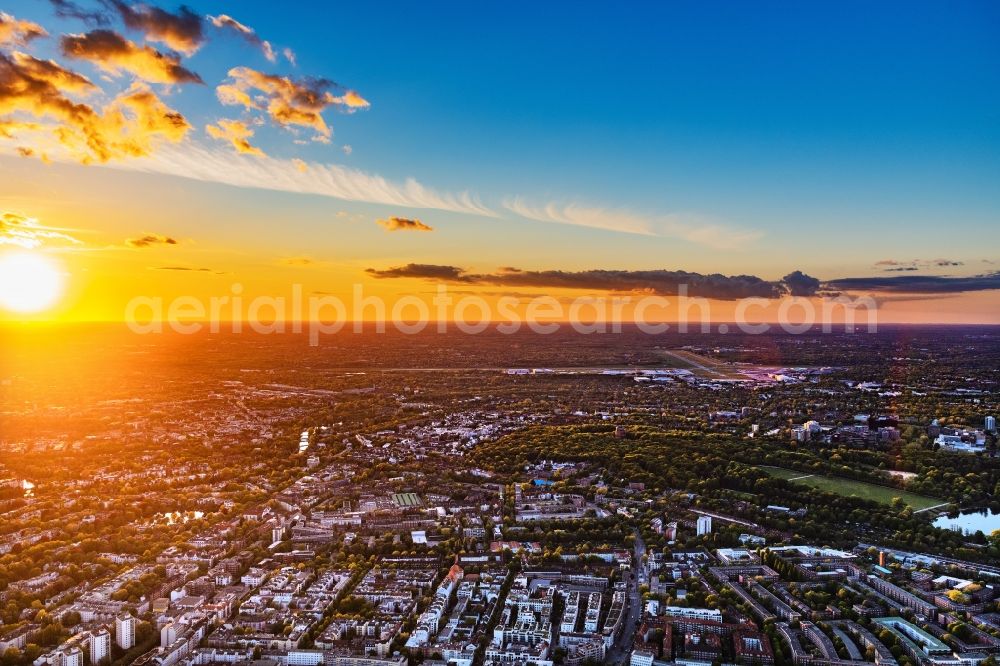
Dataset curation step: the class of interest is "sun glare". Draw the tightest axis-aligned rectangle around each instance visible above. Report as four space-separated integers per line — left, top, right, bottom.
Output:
0 252 64 313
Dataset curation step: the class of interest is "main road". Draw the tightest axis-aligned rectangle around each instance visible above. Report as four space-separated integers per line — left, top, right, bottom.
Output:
606 529 646 665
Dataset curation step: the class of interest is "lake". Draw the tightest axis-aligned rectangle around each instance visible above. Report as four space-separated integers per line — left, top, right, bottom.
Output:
934 509 1000 535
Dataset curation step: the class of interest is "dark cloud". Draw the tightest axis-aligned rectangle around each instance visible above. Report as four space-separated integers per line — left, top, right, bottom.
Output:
874 258 964 270
826 272 1000 294
102 1 204 55
377 217 433 232
369 263 1000 298
61 30 203 84
782 270 820 297
366 264 475 282
126 233 176 247
365 264 811 299
47 0 110 26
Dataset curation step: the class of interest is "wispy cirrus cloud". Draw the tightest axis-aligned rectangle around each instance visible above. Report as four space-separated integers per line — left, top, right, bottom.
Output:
503 197 760 249
103 141 496 216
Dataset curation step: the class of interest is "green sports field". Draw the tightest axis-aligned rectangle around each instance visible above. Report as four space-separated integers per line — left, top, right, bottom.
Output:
759 466 943 510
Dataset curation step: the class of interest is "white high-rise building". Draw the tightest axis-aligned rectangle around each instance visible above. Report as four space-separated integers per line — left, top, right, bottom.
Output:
987 415 996 433
89 629 111 665
62 647 82 666
115 613 136 650
696 515 712 536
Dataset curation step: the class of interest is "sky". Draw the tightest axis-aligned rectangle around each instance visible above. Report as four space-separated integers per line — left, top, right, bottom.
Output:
0 0 998 323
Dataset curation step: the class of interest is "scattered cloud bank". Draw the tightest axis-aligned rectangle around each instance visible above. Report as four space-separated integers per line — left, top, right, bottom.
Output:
365 264 819 300
367 263 1000 298
216 66 368 143
377 216 433 232
0 211 82 248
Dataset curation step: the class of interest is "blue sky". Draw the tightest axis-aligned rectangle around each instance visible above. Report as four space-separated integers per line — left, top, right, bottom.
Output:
1 0 999 320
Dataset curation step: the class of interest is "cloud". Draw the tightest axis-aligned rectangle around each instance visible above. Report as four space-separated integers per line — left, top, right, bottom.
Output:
103 1 204 55
365 264 802 299
103 141 496 215
0 12 47 46
874 258 965 271
0 53 191 163
205 118 264 156
283 48 296 66
366 263 475 282
782 270 820 297
9 52 97 93
60 30 203 84
47 0 110 26
503 197 760 249
369 261 1000 298
207 14 275 62
377 216 433 232
341 144 352 156
126 233 176 247
216 66 368 141
0 211 82 248
151 265 219 272
825 272 1000 294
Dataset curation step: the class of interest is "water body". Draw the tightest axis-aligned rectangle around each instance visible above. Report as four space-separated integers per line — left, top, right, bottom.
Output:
934 509 1000 535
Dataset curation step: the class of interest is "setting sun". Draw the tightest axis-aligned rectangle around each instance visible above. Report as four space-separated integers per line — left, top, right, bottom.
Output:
0 252 64 313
